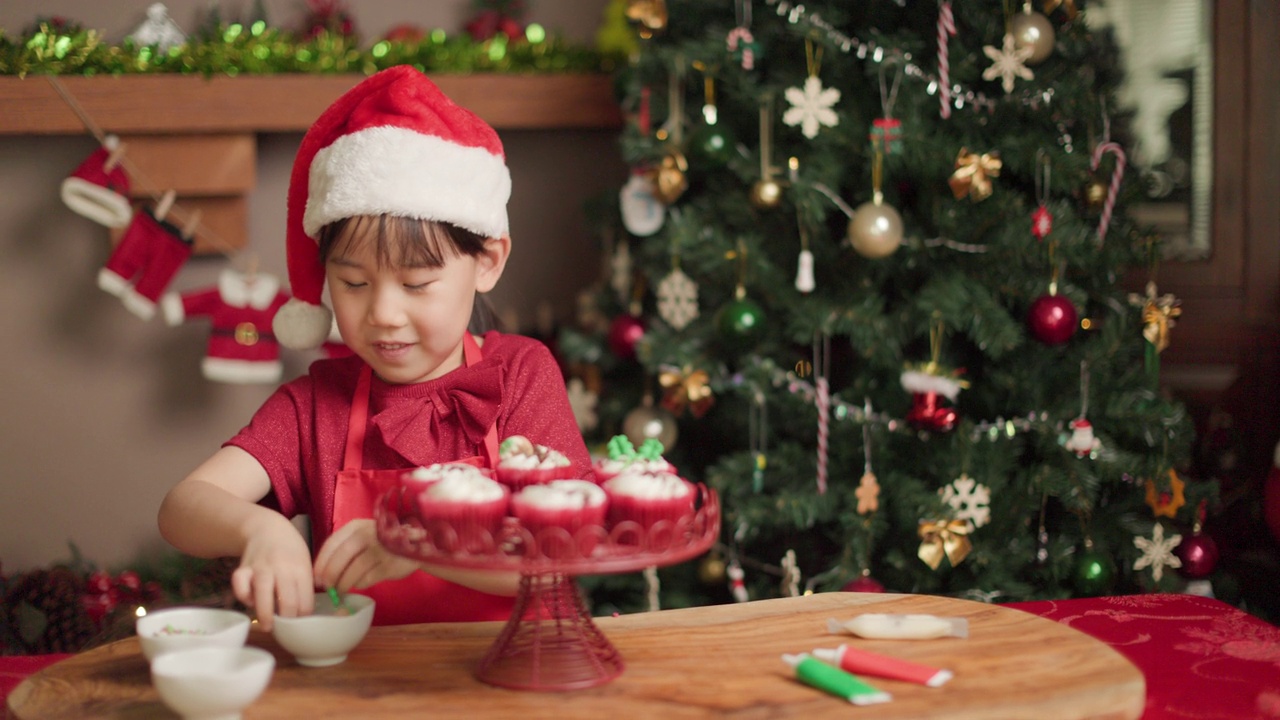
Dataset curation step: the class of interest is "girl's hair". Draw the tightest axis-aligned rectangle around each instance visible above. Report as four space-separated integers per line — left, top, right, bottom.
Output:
318 215 502 333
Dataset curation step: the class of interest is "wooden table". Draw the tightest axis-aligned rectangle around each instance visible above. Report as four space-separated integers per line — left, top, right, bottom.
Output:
7 592 1145 719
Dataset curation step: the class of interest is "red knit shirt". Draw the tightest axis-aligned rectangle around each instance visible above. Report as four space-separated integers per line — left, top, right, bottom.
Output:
227 331 592 552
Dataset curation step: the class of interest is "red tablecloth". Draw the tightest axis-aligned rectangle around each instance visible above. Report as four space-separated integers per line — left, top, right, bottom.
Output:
1007 594 1280 720
4 594 1279 717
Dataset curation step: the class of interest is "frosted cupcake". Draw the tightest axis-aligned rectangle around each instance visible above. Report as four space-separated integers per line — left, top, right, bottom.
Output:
413 469 510 551
593 436 675 483
495 435 573 489
603 470 696 531
511 480 609 558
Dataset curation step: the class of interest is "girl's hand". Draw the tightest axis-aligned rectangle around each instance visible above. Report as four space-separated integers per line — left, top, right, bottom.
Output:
230 514 316 632
313 519 421 593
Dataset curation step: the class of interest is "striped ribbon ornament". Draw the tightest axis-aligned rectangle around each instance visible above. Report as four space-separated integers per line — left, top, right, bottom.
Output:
1090 141 1127 245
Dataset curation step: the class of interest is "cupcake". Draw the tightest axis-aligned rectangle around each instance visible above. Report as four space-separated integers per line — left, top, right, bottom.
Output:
511 480 609 559
495 435 573 489
593 435 675 483
412 468 510 552
603 470 696 532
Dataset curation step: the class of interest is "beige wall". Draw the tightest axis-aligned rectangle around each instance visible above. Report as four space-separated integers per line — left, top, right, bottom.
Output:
0 1 623 571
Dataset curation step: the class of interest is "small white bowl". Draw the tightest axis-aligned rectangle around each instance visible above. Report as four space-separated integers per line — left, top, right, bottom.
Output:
151 645 275 720
136 607 251 661
271 591 375 667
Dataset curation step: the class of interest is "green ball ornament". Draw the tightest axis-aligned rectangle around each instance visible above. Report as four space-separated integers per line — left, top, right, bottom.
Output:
1073 544 1116 597
690 122 736 165
717 297 765 346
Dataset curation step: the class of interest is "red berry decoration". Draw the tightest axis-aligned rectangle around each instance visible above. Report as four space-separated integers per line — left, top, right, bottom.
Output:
1028 293 1078 345
607 314 647 360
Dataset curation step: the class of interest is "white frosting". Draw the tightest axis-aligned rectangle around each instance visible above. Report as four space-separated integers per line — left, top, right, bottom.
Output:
515 480 606 510
405 463 488 484
500 448 570 470
597 458 671 475
421 472 505 502
604 472 690 500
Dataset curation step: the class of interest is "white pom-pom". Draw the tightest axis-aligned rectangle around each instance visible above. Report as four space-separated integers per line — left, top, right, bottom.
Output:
274 298 334 350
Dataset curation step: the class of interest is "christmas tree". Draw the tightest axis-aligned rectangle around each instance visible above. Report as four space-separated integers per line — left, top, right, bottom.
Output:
562 0 1217 612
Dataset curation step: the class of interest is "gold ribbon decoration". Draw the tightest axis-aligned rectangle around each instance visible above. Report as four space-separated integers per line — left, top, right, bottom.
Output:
1043 0 1078 21
949 148 1002 202
1128 281 1182 352
659 366 715 418
917 519 972 570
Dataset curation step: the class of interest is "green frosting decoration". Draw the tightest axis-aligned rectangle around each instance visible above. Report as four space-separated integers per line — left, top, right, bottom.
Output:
636 438 665 461
606 434 635 461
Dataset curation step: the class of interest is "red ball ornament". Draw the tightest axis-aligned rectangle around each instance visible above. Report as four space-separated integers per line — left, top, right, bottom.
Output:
1176 532 1220 579
607 314 646 360
1028 293 1078 345
842 575 885 593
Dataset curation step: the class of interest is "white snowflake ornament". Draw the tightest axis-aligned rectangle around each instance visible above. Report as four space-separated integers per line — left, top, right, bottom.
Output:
982 33 1034 93
656 268 699 330
783 76 840 139
940 473 991 529
566 377 599 433
1133 523 1182 582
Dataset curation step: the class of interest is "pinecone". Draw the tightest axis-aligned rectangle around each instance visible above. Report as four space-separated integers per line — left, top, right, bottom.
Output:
2 568 96 654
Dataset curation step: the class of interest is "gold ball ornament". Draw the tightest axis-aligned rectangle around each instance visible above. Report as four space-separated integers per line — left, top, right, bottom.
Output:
650 150 689 205
848 200 904 258
625 0 669 37
623 403 679 451
698 554 727 584
749 178 784 209
1083 177 1108 210
1010 10 1056 65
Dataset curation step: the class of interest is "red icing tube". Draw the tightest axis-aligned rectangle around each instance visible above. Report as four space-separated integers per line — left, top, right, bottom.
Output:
812 644 953 687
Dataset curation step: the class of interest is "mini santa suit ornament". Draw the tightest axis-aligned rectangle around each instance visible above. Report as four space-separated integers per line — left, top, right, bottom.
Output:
61 135 133 228
901 368 965 433
1064 417 1101 457
98 206 194 320
273 65 511 350
161 268 291 383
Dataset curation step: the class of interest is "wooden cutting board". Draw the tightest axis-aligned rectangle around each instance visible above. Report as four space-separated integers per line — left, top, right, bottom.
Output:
8 592 1145 719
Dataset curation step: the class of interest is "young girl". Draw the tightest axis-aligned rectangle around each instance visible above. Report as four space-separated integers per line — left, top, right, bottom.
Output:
157 66 592 629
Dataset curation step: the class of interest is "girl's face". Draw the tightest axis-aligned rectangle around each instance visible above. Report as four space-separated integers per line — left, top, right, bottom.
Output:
326 223 506 385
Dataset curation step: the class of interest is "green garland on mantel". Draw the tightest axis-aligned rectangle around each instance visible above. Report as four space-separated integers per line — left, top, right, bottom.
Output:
0 20 619 78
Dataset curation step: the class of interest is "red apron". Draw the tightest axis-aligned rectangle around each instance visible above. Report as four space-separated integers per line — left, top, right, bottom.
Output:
331 333 513 625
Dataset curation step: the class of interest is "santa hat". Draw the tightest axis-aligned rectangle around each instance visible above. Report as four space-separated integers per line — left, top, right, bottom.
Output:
273 65 512 350
61 135 133 228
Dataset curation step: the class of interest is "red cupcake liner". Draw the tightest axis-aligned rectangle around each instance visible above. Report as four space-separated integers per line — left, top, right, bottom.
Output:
496 464 574 489
604 483 696 532
414 492 510 554
511 500 609 559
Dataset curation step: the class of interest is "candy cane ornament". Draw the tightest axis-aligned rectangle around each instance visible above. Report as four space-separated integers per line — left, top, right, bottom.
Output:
814 334 831 495
1090 141 1126 245
727 27 755 70
937 1 956 119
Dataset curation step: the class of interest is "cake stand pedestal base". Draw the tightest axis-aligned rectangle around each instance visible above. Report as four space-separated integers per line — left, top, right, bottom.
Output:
475 573 624 691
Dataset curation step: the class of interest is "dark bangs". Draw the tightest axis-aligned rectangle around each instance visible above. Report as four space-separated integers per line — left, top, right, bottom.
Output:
318 215 488 268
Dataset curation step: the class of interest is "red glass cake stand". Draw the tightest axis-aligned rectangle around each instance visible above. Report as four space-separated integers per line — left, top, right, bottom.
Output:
375 484 720 692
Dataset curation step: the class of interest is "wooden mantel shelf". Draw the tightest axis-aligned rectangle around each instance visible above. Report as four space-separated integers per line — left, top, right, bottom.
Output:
0 73 623 135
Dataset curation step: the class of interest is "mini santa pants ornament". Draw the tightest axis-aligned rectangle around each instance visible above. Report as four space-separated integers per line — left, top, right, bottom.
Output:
98 210 193 320
161 268 290 383
901 369 964 433
61 136 133 228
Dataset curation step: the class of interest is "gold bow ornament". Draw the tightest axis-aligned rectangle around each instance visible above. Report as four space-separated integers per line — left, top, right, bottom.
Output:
917 518 972 570
659 366 715 418
949 148 1002 202
1128 281 1181 352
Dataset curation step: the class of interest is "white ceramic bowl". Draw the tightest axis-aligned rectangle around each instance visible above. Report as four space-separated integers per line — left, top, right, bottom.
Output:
271 591 375 667
135 607 252 661
151 645 275 720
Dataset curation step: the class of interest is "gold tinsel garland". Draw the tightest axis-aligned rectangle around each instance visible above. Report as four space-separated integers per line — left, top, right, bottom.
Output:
0 21 614 78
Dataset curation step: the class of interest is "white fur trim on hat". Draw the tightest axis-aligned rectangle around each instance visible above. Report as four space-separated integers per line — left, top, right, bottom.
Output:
303 125 511 240
160 292 185 326
273 297 334 350
61 178 134 228
900 370 964 401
